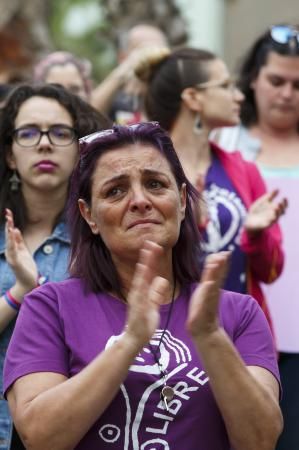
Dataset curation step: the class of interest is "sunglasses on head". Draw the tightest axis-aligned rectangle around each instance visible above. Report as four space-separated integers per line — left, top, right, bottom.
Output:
78 121 161 173
270 25 299 45
79 121 160 146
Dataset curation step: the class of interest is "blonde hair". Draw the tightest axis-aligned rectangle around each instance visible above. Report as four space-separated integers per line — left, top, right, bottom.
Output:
134 47 171 82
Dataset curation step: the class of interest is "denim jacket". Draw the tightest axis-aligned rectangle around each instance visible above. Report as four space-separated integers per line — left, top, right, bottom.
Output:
0 222 70 450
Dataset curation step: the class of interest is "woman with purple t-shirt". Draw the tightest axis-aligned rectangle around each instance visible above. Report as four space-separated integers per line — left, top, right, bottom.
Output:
135 47 287 330
4 123 282 449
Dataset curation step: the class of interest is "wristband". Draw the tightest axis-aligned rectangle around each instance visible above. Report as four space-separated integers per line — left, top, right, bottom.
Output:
3 290 21 311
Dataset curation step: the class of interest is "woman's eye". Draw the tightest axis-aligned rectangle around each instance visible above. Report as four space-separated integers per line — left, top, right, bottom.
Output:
220 82 230 90
268 76 284 87
148 180 164 189
106 187 124 197
19 128 38 139
53 129 68 138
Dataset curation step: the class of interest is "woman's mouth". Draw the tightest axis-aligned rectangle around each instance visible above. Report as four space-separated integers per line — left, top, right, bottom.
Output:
127 219 160 229
35 161 58 172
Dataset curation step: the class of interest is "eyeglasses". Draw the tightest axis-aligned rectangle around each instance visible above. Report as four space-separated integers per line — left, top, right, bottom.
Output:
79 121 160 146
270 25 299 45
195 77 237 92
13 125 77 147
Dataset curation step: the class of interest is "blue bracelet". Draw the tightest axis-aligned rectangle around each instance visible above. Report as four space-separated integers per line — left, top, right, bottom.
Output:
3 292 20 311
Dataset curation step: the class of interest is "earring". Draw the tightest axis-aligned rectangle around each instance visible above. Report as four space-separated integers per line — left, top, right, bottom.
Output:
193 113 202 135
9 170 21 192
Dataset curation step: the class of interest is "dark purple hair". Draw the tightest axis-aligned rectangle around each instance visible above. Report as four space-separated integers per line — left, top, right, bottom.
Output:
68 122 201 295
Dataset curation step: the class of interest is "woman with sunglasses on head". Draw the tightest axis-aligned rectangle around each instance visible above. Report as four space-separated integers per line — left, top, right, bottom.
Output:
214 24 299 450
3 122 282 449
0 83 110 450
135 47 286 330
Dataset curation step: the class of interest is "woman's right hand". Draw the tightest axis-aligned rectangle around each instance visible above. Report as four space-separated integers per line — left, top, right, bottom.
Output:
124 240 169 350
5 209 38 300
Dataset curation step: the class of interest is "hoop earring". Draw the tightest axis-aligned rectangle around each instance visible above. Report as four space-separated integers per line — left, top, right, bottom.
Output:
9 170 21 192
193 113 202 135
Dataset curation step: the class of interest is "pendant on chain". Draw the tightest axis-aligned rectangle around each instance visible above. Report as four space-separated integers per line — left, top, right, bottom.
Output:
161 385 175 411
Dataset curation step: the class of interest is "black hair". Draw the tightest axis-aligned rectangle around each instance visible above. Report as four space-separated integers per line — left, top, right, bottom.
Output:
238 25 299 126
0 83 111 229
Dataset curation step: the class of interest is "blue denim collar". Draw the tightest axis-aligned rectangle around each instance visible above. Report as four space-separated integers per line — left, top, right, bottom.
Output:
0 221 70 255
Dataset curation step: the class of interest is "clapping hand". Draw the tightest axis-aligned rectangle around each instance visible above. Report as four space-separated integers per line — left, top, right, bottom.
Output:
5 208 38 299
244 190 288 236
187 252 230 340
125 241 170 349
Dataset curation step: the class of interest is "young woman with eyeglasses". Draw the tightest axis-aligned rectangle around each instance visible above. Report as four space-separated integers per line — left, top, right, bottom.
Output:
0 83 110 450
135 47 287 331
214 24 299 450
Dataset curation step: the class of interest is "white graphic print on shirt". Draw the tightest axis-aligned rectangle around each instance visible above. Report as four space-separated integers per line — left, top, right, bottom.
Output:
202 183 246 253
99 329 209 449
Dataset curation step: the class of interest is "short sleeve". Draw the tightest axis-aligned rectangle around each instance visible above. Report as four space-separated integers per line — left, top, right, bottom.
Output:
3 284 69 396
220 292 280 384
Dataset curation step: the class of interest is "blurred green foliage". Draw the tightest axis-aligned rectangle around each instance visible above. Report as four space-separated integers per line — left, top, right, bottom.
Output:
49 0 117 83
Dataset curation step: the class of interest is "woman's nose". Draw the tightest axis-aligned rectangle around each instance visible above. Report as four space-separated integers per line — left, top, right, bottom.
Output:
129 187 152 212
281 82 293 98
38 133 53 150
234 87 245 103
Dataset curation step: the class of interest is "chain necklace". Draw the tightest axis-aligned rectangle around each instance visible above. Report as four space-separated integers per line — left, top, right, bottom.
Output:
119 276 177 410
148 277 176 411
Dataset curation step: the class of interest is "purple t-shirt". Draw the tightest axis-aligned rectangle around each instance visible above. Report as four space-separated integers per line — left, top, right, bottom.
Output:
3 279 279 450
203 154 247 293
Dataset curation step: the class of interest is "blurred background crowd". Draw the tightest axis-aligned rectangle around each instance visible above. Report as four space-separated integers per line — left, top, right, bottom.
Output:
0 0 297 85
0 1 299 449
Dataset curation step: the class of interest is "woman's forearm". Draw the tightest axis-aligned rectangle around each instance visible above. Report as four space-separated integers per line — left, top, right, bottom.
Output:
11 333 141 450
91 66 127 113
0 295 18 332
194 328 283 450
0 283 27 333
241 227 284 282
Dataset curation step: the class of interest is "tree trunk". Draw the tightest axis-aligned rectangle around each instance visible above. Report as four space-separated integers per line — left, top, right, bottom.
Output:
0 0 52 82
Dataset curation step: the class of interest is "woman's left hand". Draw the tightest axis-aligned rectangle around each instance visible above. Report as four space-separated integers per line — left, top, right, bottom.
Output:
244 189 288 235
186 252 283 450
4 208 38 293
186 252 230 340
